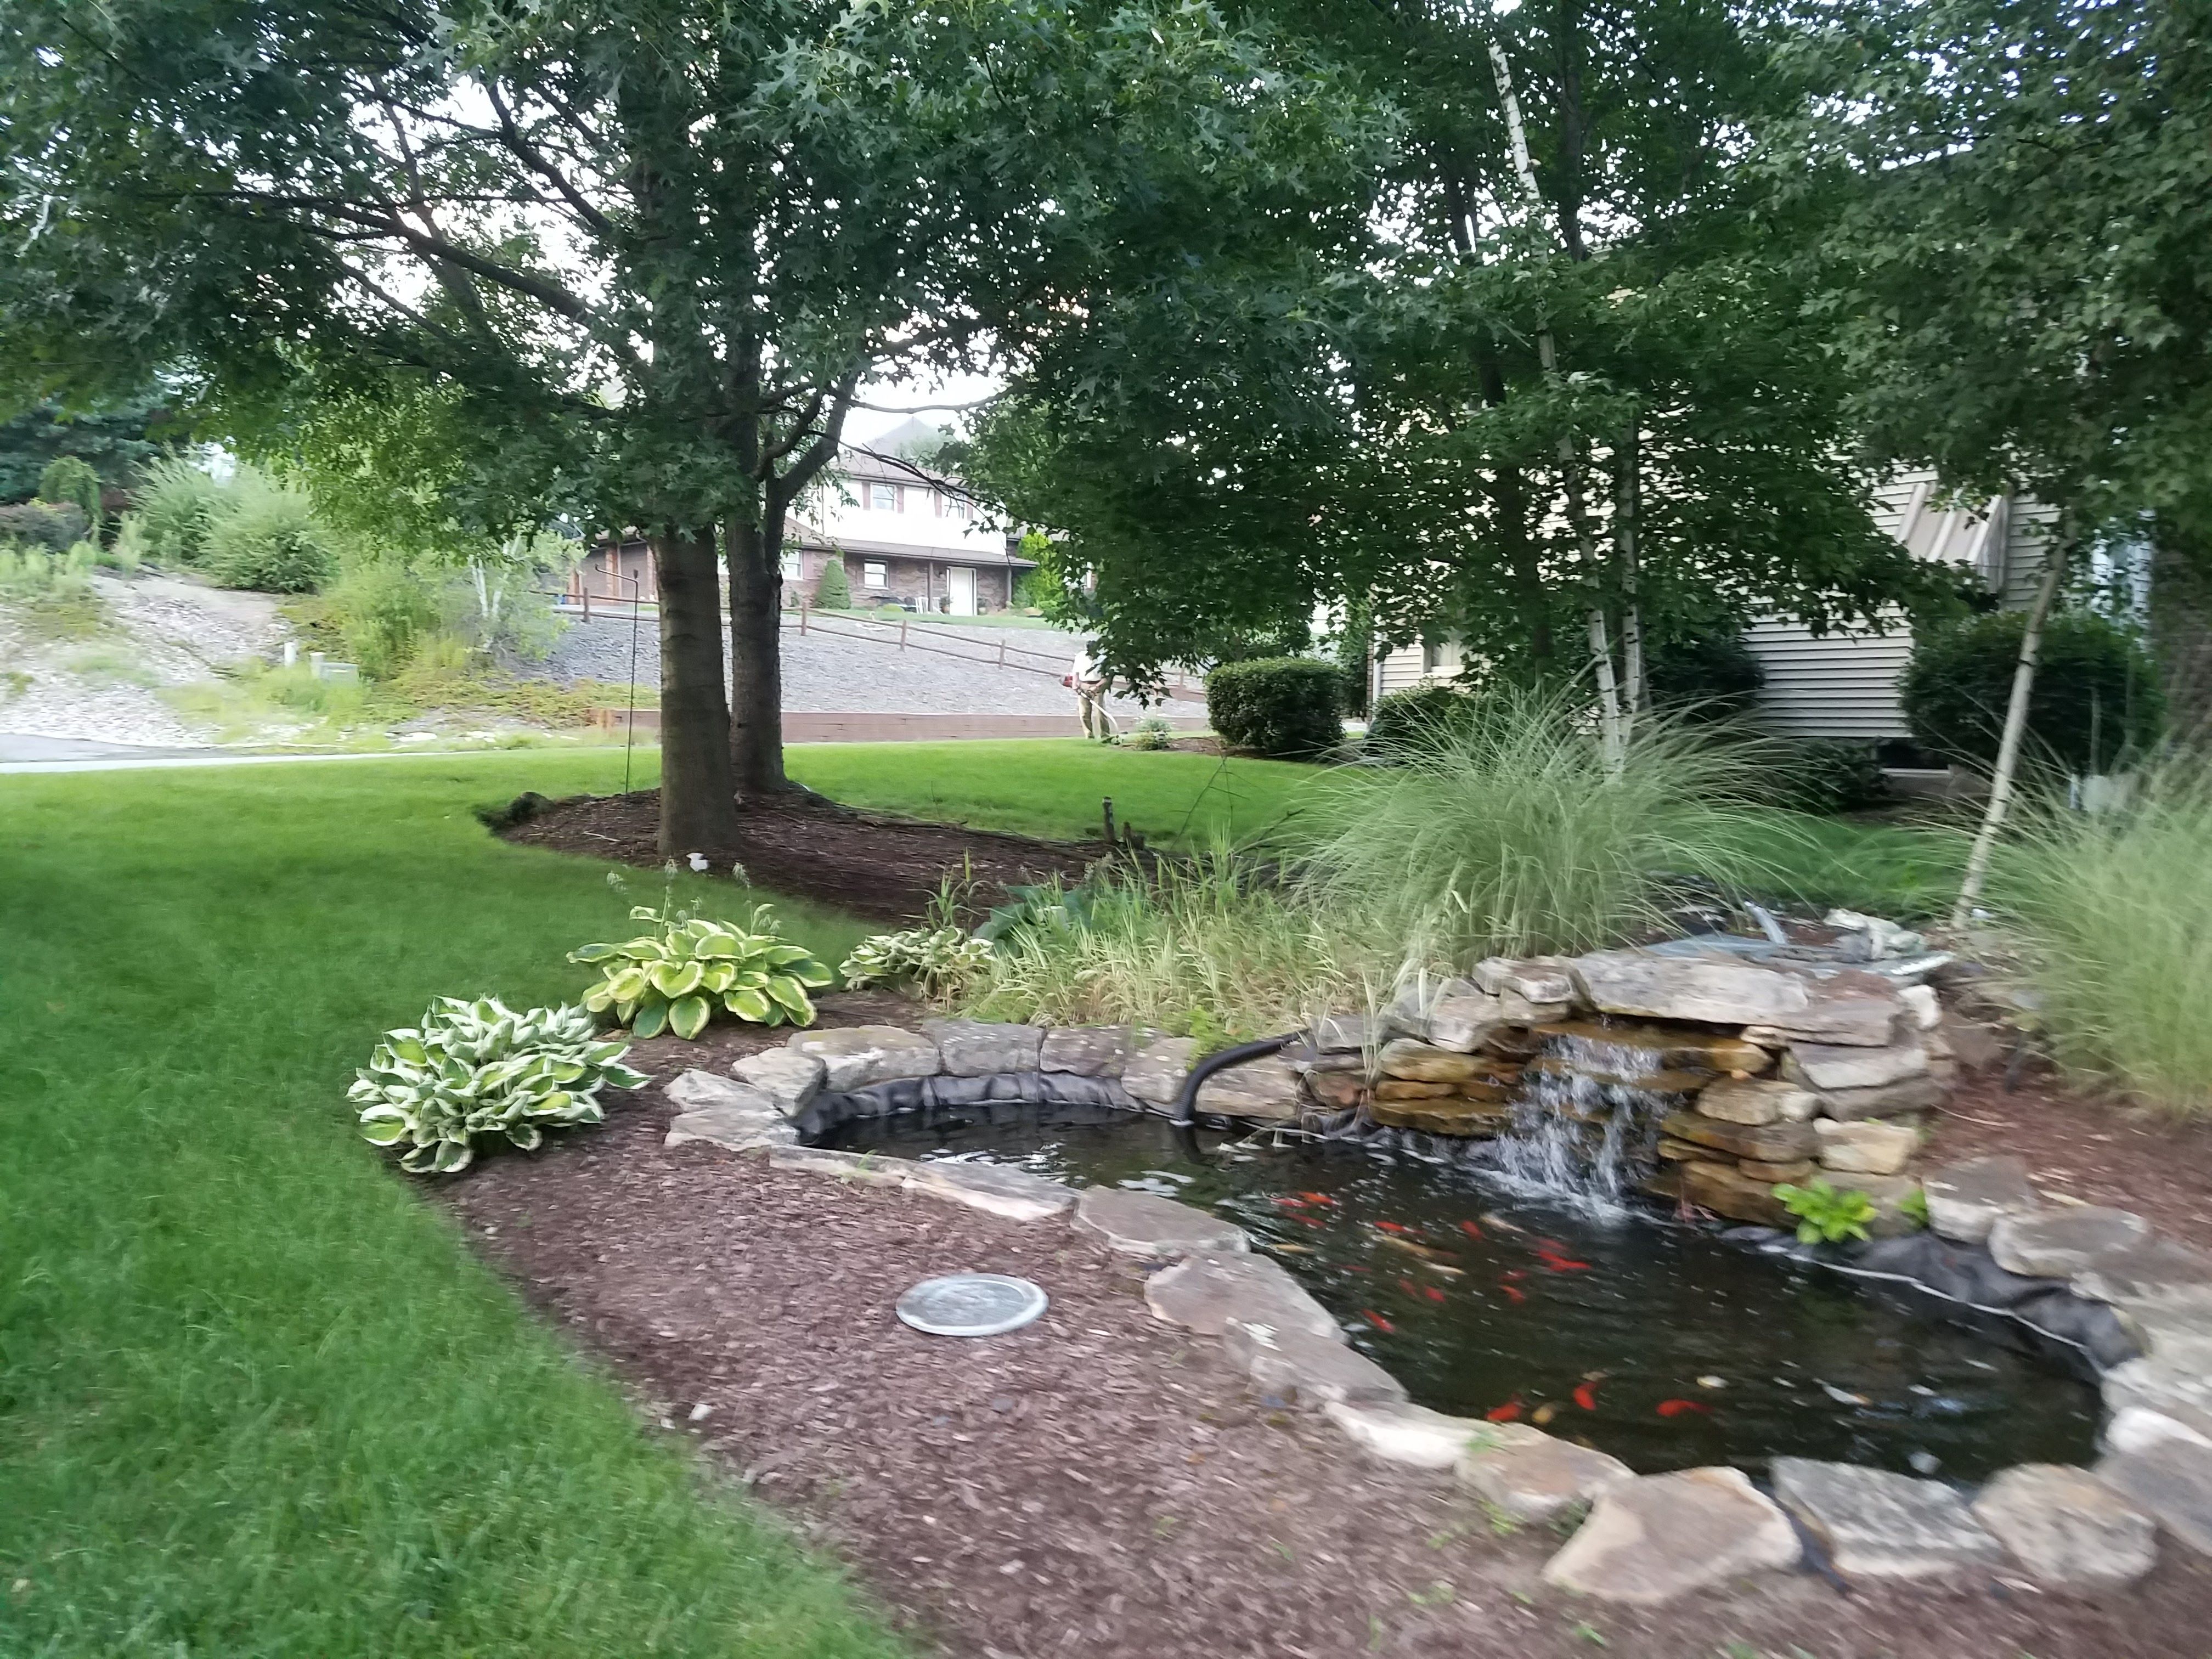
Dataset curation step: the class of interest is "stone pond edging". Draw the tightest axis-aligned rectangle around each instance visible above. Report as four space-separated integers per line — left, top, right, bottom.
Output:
645 945 2212 1602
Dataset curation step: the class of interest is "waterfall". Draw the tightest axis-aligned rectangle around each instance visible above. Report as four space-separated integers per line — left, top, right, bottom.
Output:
1489 1032 1679 1207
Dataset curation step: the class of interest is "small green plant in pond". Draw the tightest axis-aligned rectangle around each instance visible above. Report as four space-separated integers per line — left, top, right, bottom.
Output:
839 927 994 997
1773 1178 1878 1245
572 896 832 1039
352 997 647 1174
1899 1186 1931 1229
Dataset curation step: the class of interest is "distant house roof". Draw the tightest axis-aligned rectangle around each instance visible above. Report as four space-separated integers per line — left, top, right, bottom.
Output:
832 443 977 503
786 523 1034 569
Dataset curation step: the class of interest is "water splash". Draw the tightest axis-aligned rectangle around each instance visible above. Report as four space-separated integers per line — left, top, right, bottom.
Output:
1489 1034 1677 1209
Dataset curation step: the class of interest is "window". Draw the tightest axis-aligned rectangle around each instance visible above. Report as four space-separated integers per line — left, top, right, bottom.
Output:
940 493 972 522
865 481 901 512
779 551 802 580
862 561 889 589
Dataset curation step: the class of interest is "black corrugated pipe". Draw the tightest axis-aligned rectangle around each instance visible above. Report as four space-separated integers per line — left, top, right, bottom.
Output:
1169 1034 1303 1127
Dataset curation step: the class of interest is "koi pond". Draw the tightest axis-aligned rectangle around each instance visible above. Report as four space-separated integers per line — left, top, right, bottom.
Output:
820 1100 2102 1479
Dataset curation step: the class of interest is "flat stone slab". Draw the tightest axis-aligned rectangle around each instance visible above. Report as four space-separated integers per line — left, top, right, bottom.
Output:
1458 1428 1634 1525
1572 950 1812 1026
1990 1205 2151 1279
1533 1019 1773 1075
665 1101 798 1153
1040 1025 1131 1076
1660 1110 1816 1164
730 1047 825 1114
1309 1011 1376 1054
1324 1400 1492 1470
1784 1037 1929 1092
1743 971 1908 1046
1770 1458 2002 1582
1923 1154 2039 1245
787 1025 942 1090
905 1160 1074 1222
766 1143 915 1187
1814 1118 1918 1176
922 1018 1043 1076
1122 1036 1198 1108
1811 1074 1947 1120
2105 1357 2212 1443
1195 1053 1304 1120
1378 1039 1498 1082
1542 1466 1802 1604
2074 1237 2212 1312
1224 1321 1406 1408
1972 1464 2157 1589
1143 1250 1342 1341
1471 955 1575 1004
1696 1077 1817 1126
1073 1187 1248 1258
667 1069 780 1114
1681 1160 1792 1228
2098 1437 2212 1554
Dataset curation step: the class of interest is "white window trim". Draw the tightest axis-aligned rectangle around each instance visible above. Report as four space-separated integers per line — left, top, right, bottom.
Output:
862 561 889 589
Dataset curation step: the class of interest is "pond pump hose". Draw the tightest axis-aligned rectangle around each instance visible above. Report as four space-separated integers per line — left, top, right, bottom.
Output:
1169 1034 1301 1128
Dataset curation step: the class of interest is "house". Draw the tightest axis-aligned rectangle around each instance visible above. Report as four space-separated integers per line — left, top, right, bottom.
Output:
1372 472 2063 744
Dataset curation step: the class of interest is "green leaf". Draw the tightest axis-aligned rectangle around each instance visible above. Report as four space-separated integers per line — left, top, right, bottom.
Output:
765 975 813 1018
568 941 623 962
606 966 650 1002
724 987 772 1023
668 995 712 1040
630 1000 669 1039
650 960 703 998
507 1122 544 1151
790 959 834 988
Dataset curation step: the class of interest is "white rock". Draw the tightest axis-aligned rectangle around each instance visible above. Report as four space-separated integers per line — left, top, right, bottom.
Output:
1072 1187 1247 1258
2103 1405 2212 1457
1784 1038 1931 1092
1323 1400 1492 1470
1814 1118 1919 1176
731 1047 825 1114
786 1025 941 1090
1457 1429 1634 1525
1571 950 1811 1026
667 1070 780 1114
1541 1467 1801 1604
904 1160 1074 1222
1972 1464 2157 1589
1769 1458 2002 1582
1123 1036 1198 1108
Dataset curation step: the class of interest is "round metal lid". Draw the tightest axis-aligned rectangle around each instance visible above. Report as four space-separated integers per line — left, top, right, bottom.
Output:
895 1273 1049 1338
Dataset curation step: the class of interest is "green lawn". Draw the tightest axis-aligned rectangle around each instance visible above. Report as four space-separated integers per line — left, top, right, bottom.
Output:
0 751 895 1659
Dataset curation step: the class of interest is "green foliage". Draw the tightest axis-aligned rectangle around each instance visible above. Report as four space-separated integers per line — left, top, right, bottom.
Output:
37 453 103 528
1992 757 2212 1115
1118 713 1177 751
1773 1178 1877 1246
838 928 995 999
1644 631 1765 723
0 541 106 639
1901 609 2163 775
327 558 443 679
200 469 336 592
0 393 172 504
351 997 646 1175
133 455 226 564
572 899 832 1040
0 498 89 553
1364 682 1479 758
814 555 851 609
1206 657 1344 759
1778 740 1891 815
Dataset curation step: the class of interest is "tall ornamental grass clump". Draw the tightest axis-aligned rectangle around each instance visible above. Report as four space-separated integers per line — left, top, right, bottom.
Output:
1991 758 2212 1116
1300 687 1778 965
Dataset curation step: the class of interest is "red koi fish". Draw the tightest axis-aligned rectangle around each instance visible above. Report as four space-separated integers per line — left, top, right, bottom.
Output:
1485 1398 1525 1423
1373 1221 1416 1236
1458 1219 1486 1241
1423 1284 1446 1304
1273 1196 1311 1211
1656 1398 1711 1418
1573 1380 1601 1412
1499 1283 1527 1305
1398 1277 1422 1298
1360 1308 1396 1334
1297 1191 1338 1207
1535 1252 1593 1273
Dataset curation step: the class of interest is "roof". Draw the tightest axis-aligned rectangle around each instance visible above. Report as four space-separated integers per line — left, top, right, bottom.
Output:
787 524 1035 569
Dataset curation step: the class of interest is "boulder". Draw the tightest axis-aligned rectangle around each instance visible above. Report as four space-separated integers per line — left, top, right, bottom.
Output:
1324 1400 1492 1470
1743 970 1908 1046
1527 1056 1711 1096
1815 1169 1925 1237
1310 1011 1376 1053
1533 1019 1772 1075
1898 983 1942 1029
1471 955 1578 1003
1378 1039 1496 1082
1657 1135 1731 1164
2073 1237 2212 1313
1814 1119 1919 1176
1224 1321 1407 1408
1811 1074 1949 1121
665 1100 798 1153
1073 1186 1248 1258
1769 1458 2003 1582
1424 994 1512 1053
1040 1025 1133 1077
2103 1358 2212 1445
1782 1037 1930 1093
1990 1206 2152 1279
787 1025 942 1090
766 1144 914 1187
922 1018 1043 1076
2097 1437 2212 1554
1739 1156 1816 1183
1374 1078 1457 1100
729 1047 826 1114
667 1069 780 1115
1196 1053 1305 1120
1457 1429 1634 1525
2104 1405 2212 1457
1938 1009 2008 1070
1123 1036 1199 1109
1304 1070 1369 1111
1696 1077 1818 1126
1971 1465 2157 1589
1368 1097 1515 1136
1659 1111 1818 1164
1922 1154 2040 1245
1682 1161 1792 1227
1144 1250 1343 1341
904 1159 1074 1222
1570 950 1812 1026
1541 1467 1801 1605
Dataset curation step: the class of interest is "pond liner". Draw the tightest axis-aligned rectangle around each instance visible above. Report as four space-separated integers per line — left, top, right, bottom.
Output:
795 1069 2136 1376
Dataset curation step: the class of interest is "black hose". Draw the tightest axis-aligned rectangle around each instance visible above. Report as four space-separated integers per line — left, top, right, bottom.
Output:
1169 1033 1302 1127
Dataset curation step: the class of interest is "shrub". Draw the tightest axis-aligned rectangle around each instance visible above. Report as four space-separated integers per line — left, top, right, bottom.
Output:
840 928 995 998
1901 608 2163 776
1774 1178 1877 1245
134 455 225 564
1644 630 1765 721
1300 686 1776 965
1777 739 1890 814
1991 757 2212 1115
0 542 105 637
37 454 103 529
1364 682 1479 758
201 471 335 592
570 899 833 1039
1205 656 1344 759
814 554 850 608
1118 714 1176 751
328 559 442 678
351 997 647 1175
0 499 88 553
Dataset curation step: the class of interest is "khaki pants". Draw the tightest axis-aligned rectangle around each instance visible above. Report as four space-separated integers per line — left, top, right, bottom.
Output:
1076 681 1109 740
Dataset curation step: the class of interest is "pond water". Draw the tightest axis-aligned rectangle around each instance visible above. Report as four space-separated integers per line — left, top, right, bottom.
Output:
821 1101 2102 1479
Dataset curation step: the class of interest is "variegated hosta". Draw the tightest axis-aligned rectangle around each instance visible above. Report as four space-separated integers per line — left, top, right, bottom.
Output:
352 997 648 1175
839 927 995 997
569 903 832 1039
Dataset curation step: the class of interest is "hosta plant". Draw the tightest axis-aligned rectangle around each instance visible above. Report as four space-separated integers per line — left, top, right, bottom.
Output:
1773 1178 1879 1246
839 927 994 997
352 997 647 1175
571 901 831 1038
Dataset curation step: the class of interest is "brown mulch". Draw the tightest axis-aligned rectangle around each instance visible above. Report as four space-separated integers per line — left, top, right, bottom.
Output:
1929 1062 2212 1252
437 1000 2212 1659
498 788 1103 923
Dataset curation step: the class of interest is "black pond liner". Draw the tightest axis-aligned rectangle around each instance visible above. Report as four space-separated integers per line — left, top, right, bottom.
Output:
800 1070 2123 1477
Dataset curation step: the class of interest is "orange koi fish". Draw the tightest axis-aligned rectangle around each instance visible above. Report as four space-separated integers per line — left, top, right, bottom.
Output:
1273 1195 1311 1210
1535 1252 1593 1273
1656 1398 1711 1418
1296 1191 1338 1207
1422 1284 1446 1304
1361 1308 1396 1334
1499 1283 1527 1305
1485 1397 1524 1423
1458 1219 1486 1241
1373 1221 1416 1236
1573 1380 1601 1412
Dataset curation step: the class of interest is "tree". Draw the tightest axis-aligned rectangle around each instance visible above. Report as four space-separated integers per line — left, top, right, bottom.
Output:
2 0 1383 853
0 392 174 504
37 455 102 534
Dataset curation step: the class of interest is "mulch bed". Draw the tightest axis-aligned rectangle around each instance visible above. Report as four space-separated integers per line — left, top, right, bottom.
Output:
498 788 1104 924
435 1000 2212 1659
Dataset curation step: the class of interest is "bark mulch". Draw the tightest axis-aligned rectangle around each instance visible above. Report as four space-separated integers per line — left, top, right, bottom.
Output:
436 1001 2212 1659
496 788 1102 924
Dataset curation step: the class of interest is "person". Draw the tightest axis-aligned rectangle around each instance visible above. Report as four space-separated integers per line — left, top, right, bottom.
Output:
1065 640 1111 740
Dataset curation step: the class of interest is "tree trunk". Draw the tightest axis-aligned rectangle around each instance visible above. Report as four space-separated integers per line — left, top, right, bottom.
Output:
1950 539 2073 928
655 529 740 855
1615 426 1646 723
726 512 789 797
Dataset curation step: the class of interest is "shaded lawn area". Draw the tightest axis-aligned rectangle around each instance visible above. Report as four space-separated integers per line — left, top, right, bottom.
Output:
0 752 898 1659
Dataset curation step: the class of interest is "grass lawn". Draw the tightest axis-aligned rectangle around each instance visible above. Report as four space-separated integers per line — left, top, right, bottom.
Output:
0 751 898 1659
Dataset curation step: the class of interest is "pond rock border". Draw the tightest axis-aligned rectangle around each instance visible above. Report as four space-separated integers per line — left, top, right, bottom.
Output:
651 944 2212 1604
